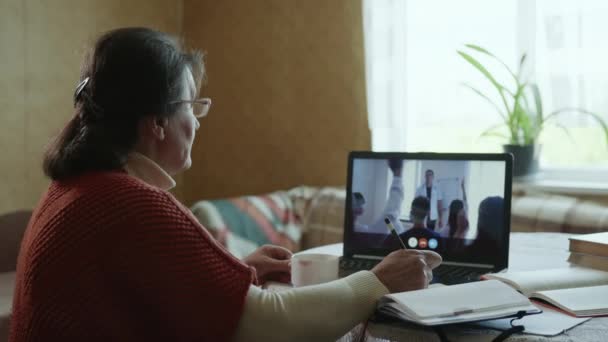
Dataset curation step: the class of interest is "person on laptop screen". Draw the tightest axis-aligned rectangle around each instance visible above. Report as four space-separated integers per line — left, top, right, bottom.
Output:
414 169 444 231
437 178 469 240
400 197 441 248
352 159 406 234
466 196 504 255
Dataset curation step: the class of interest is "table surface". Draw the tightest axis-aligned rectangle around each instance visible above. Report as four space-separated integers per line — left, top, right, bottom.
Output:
301 232 607 342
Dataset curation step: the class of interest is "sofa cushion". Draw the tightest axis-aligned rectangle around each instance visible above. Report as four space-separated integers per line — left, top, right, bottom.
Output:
288 186 346 250
191 191 302 258
0 272 15 342
512 194 608 234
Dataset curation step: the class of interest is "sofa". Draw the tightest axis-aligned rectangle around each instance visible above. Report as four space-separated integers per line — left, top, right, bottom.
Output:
2 187 608 341
190 186 608 257
0 211 31 341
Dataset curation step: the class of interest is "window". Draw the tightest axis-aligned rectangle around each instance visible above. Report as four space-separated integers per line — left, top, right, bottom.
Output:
363 0 608 182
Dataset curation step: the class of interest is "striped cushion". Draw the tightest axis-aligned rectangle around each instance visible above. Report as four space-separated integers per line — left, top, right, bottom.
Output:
512 193 608 234
191 191 302 258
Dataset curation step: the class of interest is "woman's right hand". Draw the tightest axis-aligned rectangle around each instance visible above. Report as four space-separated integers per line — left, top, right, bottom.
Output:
371 249 442 293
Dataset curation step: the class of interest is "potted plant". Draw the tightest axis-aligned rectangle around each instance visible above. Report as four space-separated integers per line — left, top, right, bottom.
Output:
457 44 608 177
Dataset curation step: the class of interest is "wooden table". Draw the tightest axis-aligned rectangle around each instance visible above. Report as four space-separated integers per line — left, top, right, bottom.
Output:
300 232 607 342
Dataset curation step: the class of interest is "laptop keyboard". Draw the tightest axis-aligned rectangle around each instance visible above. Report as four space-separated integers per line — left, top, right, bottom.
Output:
339 257 488 285
339 257 380 277
433 264 488 285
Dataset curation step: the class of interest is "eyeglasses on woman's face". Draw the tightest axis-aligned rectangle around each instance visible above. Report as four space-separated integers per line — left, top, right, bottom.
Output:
170 98 212 118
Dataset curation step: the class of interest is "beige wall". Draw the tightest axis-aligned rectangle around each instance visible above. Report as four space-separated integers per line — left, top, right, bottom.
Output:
0 0 370 213
179 0 371 204
0 0 183 213
3 1 605 214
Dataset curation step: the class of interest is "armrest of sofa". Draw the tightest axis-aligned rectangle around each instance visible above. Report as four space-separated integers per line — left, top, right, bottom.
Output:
0 210 31 273
512 192 608 234
287 186 346 250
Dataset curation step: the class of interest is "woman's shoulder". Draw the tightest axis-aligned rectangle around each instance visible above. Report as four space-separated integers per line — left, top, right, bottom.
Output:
48 170 204 231
52 170 174 210
77 169 164 192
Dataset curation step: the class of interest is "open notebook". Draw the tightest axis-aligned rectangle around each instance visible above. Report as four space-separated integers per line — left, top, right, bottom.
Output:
483 267 608 317
376 280 540 326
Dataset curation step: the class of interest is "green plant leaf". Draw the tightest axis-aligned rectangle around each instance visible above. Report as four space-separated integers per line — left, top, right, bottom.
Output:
544 107 608 146
529 83 544 140
515 106 534 144
465 43 519 83
552 122 576 145
479 123 508 141
517 53 527 80
530 84 543 118
461 83 507 122
521 91 532 116
519 53 527 68
507 82 534 144
457 50 511 118
502 88 515 97
511 82 527 111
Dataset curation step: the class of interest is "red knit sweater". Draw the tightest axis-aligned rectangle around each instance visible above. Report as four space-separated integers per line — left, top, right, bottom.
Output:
9 170 254 341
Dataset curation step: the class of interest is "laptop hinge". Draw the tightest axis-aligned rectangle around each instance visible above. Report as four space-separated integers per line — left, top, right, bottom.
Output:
350 256 495 269
440 261 494 269
352 254 384 260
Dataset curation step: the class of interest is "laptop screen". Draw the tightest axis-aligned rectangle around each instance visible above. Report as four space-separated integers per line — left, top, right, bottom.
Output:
344 152 512 271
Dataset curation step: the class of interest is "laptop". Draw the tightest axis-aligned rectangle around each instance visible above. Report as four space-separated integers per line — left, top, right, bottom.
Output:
339 151 513 285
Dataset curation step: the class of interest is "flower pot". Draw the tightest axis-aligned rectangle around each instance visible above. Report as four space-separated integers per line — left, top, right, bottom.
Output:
503 144 540 177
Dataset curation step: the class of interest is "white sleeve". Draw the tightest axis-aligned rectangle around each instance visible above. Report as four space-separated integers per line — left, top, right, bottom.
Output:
383 176 404 220
234 271 389 342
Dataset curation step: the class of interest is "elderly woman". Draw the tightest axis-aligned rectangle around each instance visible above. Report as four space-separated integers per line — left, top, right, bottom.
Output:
10 28 441 341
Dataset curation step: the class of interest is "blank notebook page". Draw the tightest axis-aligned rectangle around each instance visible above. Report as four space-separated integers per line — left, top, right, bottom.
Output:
485 267 608 296
533 285 608 314
386 280 530 319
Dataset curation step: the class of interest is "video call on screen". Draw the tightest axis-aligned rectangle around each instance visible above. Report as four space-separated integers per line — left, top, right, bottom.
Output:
350 158 506 255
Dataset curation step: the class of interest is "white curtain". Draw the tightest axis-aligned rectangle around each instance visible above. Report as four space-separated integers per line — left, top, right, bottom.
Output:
535 1 608 127
362 0 407 151
362 0 608 168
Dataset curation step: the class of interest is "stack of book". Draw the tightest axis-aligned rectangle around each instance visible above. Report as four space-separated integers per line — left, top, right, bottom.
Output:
568 232 608 272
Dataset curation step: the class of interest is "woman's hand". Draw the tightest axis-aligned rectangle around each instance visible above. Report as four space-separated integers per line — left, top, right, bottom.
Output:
243 244 292 284
371 249 442 293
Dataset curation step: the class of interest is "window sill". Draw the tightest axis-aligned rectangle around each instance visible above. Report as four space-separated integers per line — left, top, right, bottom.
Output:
513 171 608 196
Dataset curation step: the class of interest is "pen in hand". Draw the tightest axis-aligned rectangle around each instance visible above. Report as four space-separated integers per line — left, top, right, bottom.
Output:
384 217 407 249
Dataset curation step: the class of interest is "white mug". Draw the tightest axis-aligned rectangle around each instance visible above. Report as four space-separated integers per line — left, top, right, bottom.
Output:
291 253 339 287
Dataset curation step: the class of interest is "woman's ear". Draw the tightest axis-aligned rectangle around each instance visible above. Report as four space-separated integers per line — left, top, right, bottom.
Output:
137 116 169 142
150 116 169 141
